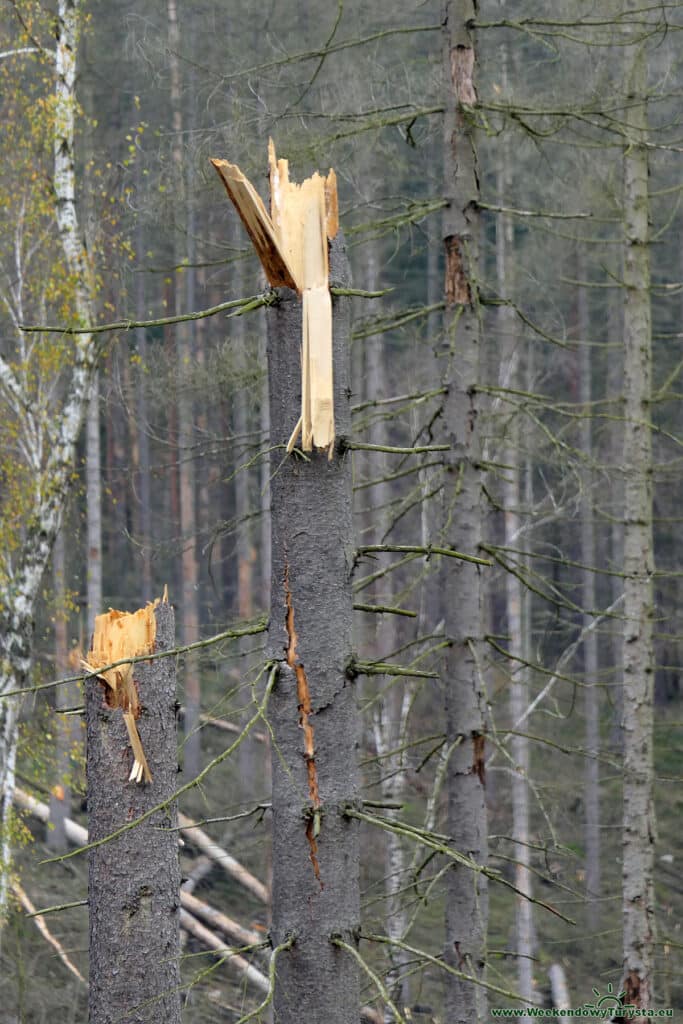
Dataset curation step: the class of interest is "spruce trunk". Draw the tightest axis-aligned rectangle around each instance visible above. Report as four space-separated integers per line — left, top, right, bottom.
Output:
441 3 488 1022
267 237 360 1024
87 602 181 1024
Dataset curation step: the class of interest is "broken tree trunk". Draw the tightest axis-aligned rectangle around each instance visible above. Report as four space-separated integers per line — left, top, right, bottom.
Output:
86 598 181 1024
211 140 338 455
267 237 360 1024
212 142 359 1024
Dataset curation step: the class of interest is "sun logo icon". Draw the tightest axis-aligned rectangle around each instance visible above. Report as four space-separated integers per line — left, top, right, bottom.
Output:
583 983 632 1017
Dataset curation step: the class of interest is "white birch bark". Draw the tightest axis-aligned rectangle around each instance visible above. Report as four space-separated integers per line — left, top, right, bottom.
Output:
0 0 97 920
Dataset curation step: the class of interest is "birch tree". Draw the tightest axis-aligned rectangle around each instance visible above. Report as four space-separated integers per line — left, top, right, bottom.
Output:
0 0 99 919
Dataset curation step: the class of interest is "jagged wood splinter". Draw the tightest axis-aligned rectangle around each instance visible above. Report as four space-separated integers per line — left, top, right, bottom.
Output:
211 140 339 456
83 590 169 784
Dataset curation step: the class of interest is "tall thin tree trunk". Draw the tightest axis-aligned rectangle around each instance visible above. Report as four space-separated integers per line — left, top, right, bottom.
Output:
607 286 624 749
577 256 601 923
87 601 181 1024
620 39 656 1012
259 312 271 614
168 0 201 779
364 244 410 1018
135 167 153 604
441 4 488 1022
48 529 77 852
267 238 360 1024
497 114 534 1005
87 374 102 640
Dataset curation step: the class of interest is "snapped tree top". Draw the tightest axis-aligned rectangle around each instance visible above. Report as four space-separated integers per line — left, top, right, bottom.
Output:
82 591 169 784
211 140 339 457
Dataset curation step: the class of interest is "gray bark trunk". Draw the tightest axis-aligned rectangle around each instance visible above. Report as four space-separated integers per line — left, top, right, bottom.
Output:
620 40 656 1012
441 4 488 1022
267 237 360 1024
86 602 181 1024
577 257 601 920
607 288 624 749
87 374 102 641
360 242 410 1018
496 104 534 1007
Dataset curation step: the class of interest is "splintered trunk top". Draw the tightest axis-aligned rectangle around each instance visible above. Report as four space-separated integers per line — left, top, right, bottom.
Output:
86 599 181 1024
211 140 338 455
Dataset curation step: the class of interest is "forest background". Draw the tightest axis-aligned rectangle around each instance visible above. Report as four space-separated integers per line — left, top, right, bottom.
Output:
0 0 681 1021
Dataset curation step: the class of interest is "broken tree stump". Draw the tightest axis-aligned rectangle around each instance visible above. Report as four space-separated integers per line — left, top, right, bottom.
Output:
212 142 360 1024
86 597 181 1024
267 237 360 1024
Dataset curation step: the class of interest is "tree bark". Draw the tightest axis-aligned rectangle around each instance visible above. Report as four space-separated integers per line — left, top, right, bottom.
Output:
87 601 181 1024
86 373 102 640
167 0 201 781
48 528 79 852
496 86 534 1006
0 0 99 920
576 255 601 923
620 39 656 1013
267 236 360 1024
441 4 488 1022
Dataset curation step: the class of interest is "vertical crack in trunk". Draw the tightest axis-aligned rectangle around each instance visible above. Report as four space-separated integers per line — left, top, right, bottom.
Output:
472 733 486 786
284 562 322 887
444 235 471 306
451 45 476 107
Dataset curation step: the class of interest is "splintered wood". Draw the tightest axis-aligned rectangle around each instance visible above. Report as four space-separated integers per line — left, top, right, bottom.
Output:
211 140 339 456
83 594 167 784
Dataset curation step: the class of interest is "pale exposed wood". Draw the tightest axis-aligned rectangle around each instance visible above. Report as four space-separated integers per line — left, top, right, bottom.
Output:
210 158 298 290
303 286 334 453
213 141 339 455
178 812 269 905
268 140 337 454
12 880 87 986
83 598 163 783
